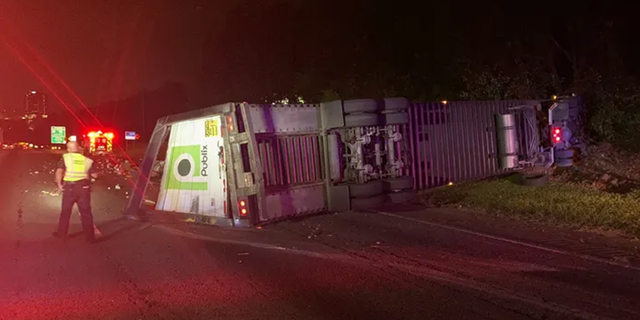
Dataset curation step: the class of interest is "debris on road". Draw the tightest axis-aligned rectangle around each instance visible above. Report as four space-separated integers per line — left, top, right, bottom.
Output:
307 225 323 239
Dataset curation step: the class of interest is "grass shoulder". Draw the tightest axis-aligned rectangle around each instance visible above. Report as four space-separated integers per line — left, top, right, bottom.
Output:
419 175 640 238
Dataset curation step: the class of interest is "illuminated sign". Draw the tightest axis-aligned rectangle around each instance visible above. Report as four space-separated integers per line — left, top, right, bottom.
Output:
51 126 66 144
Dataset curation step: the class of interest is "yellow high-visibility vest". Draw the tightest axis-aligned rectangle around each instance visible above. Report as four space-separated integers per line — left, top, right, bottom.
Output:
62 153 93 182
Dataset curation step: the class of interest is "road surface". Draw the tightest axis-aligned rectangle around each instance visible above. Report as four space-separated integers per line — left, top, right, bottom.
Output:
0 150 638 320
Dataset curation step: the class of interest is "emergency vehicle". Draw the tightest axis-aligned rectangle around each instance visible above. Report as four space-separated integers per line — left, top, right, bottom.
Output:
83 130 114 154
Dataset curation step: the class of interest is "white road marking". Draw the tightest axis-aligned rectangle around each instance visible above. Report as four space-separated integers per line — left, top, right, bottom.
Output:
374 210 640 271
156 222 620 320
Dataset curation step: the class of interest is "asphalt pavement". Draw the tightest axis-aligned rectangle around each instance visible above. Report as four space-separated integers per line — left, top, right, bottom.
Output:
0 150 638 320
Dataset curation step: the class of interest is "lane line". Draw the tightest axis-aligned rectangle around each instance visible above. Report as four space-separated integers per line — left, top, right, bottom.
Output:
374 211 640 271
156 223 619 320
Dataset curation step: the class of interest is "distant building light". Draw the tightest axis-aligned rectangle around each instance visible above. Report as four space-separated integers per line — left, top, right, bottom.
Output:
442 100 448 105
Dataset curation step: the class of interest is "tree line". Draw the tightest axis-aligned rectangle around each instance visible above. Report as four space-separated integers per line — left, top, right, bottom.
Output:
18 1 639 149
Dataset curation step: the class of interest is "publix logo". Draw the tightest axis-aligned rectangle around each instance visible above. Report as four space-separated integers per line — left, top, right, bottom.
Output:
165 145 210 190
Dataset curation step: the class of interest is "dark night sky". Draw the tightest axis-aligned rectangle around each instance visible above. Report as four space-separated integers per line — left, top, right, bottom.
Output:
0 0 207 114
2 0 640 117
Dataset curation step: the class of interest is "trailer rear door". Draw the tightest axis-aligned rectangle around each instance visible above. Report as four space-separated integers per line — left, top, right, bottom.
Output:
155 115 227 218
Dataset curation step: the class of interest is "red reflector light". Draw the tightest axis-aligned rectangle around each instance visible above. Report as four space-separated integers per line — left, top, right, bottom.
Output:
226 116 234 131
239 199 248 217
551 127 562 144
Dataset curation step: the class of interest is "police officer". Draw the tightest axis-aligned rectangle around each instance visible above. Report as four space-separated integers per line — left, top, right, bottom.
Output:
53 141 99 243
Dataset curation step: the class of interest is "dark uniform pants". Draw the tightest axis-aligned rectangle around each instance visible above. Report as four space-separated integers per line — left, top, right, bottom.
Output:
57 180 95 242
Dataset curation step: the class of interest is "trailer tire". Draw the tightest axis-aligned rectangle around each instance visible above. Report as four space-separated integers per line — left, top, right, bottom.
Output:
351 194 387 211
388 189 416 204
555 149 574 159
348 180 385 199
555 158 573 167
344 113 381 128
521 173 549 187
383 176 414 192
382 97 410 111
383 112 410 125
343 99 380 113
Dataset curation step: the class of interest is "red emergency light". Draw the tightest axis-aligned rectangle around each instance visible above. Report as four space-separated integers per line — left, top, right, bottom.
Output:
87 131 114 139
551 127 562 144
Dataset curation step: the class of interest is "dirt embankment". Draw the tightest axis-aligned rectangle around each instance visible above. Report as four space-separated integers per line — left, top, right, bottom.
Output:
554 143 640 193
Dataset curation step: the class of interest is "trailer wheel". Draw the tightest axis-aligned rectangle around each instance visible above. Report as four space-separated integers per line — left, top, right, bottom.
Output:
343 99 380 113
351 194 387 211
344 113 381 128
383 112 410 125
382 97 410 111
555 149 575 159
383 176 414 192
388 189 416 204
555 158 573 167
521 173 549 187
348 180 385 199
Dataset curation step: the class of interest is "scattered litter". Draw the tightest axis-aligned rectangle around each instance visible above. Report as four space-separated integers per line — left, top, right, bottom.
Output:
115 184 121 190
307 226 323 239
237 252 249 256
